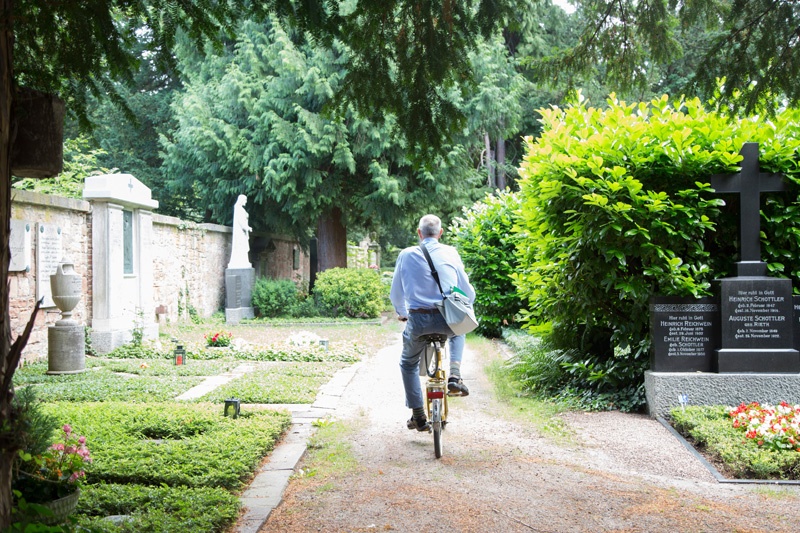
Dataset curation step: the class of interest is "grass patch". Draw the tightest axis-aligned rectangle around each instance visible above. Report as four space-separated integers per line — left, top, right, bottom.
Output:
670 405 800 480
471 335 574 445
198 362 348 404
296 418 359 487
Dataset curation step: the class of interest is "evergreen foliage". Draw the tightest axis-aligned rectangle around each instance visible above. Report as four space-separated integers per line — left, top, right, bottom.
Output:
13 0 268 127
264 0 515 152
450 190 524 337
161 17 484 239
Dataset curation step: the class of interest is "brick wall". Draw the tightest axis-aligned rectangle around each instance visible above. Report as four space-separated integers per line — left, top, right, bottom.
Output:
10 191 308 361
10 190 91 361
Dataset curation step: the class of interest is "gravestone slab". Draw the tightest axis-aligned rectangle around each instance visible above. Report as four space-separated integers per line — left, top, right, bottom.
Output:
649 296 718 372
36 223 62 307
716 277 799 372
10 219 31 272
225 267 255 324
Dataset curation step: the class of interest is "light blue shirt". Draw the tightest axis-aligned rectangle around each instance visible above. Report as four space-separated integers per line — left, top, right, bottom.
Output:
390 237 476 317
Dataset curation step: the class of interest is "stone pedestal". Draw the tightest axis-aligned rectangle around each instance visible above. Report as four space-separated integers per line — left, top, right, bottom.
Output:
47 260 85 374
645 371 800 418
47 326 85 374
225 268 255 324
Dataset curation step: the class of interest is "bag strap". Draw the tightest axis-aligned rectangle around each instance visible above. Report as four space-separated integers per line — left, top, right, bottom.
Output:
419 243 445 297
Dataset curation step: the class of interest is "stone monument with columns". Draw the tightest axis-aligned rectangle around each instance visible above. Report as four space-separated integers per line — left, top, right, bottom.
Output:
83 174 159 353
225 195 255 324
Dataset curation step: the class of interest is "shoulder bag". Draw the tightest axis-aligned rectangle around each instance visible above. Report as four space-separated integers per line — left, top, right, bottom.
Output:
420 243 478 335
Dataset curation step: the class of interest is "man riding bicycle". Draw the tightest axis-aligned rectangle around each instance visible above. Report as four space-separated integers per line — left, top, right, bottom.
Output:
390 214 476 431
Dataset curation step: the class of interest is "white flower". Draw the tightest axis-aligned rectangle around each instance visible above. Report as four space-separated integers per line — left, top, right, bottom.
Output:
287 331 322 346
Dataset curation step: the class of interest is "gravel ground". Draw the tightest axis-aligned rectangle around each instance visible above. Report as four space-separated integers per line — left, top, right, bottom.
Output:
262 332 800 532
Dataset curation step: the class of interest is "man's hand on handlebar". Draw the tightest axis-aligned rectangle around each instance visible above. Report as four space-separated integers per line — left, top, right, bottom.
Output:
398 316 408 322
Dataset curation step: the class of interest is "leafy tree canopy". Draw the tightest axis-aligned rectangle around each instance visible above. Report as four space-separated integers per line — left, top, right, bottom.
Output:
533 0 800 115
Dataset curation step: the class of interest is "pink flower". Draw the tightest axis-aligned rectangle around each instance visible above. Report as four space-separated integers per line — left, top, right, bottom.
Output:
62 424 72 436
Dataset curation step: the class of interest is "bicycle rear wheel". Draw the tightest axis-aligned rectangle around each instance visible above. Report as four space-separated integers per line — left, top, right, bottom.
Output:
431 398 443 458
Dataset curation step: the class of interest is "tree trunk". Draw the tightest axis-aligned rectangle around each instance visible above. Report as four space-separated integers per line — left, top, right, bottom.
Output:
496 135 506 190
0 0 14 527
484 132 495 188
316 207 347 273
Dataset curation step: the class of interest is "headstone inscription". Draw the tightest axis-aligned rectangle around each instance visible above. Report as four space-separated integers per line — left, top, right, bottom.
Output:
710 143 800 373
649 296 718 372
36 223 63 307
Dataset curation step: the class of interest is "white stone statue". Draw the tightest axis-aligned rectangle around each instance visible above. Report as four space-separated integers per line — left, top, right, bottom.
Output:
228 195 253 269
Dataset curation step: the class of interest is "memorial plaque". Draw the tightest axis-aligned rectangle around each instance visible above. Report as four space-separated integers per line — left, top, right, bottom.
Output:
9 219 31 272
649 296 719 372
225 273 243 309
716 277 800 372
36 223 63 307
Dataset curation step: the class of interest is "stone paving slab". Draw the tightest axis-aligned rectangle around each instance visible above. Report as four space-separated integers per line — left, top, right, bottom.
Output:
174 363 254 400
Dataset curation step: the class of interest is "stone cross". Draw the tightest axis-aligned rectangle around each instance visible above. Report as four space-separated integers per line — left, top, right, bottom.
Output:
710 142 787 276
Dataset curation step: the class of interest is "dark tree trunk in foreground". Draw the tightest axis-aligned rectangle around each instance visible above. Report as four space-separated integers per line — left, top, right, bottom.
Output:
0 0 14 525
316 207 347 273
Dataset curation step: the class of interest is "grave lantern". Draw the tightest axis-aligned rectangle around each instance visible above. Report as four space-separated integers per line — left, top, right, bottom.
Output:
174 344 186 365
224 398 240 418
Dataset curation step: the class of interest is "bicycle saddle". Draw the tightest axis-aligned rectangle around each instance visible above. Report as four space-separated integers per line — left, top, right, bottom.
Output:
419 333 449 344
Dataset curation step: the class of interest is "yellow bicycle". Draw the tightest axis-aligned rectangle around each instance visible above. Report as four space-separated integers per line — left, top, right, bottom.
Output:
419 333 457 458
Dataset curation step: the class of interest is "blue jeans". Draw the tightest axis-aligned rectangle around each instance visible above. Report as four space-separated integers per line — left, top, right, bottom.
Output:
400 312 464 409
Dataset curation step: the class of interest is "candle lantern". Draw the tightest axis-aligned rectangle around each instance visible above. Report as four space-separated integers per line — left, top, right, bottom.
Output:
174 344 186 365
224 398 241 418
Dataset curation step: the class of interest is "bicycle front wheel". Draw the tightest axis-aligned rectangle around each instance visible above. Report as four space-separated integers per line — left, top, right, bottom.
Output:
431 398 443 458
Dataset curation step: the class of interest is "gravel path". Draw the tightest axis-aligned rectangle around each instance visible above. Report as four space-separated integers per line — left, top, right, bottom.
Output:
262 335 800 532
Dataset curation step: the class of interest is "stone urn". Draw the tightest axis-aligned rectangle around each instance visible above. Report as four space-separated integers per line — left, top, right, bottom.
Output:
48 259 85 374
50 260 81 326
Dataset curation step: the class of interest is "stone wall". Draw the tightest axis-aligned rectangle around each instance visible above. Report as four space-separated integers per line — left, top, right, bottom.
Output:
10 190 92 360
9 191 308 361
151 215 232 324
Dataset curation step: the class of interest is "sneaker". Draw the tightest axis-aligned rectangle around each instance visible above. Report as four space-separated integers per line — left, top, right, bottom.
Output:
448 376 469 396
407 416 430 432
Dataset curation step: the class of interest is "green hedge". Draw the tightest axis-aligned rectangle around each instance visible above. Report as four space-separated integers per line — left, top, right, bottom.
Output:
313 267 388 318
252 278 300 318
451 190 523 337
513 96 800 410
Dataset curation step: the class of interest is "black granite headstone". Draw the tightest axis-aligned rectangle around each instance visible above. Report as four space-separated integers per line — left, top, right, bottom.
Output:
716 277 800 372
649 296 719 372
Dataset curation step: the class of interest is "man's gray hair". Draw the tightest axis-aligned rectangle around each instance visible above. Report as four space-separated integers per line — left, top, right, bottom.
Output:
418 214 442 238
